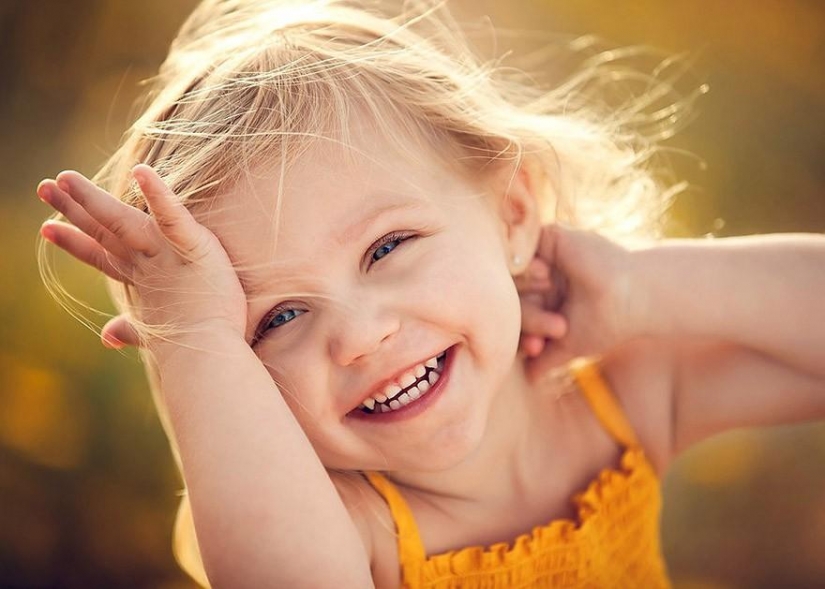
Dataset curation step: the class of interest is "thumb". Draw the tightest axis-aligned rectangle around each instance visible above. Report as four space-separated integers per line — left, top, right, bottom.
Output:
101 314 140 349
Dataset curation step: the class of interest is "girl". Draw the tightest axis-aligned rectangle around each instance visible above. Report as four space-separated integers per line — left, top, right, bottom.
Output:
36 1 825 587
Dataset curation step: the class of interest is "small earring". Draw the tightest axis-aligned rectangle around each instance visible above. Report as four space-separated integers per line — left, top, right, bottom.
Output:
512 254 523 266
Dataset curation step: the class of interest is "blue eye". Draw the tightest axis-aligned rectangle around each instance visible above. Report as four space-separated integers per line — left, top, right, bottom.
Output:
369 232 412 266
372 239 400 262
267 308 305 330
251 306 307 345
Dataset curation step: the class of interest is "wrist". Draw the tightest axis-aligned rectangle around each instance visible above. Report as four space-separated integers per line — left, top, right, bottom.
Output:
143 320 250 368
627 239 729 340
623 243 678 339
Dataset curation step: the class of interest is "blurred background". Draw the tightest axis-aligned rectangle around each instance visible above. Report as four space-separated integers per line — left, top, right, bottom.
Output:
1 1 824 588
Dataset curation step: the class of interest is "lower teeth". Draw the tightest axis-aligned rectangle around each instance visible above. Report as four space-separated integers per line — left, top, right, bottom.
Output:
365 352 446 414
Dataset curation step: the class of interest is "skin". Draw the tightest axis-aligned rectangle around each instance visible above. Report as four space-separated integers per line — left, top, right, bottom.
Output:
37 114 825 587
37 116 600 587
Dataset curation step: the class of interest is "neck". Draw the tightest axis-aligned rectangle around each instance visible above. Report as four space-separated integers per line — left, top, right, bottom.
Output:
385 357 580 507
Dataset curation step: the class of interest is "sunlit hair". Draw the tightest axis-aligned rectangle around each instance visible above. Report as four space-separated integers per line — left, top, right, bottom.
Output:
40 0 703 584
97 0 700 230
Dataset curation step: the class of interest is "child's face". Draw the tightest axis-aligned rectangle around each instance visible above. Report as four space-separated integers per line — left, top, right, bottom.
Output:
201 119 526 472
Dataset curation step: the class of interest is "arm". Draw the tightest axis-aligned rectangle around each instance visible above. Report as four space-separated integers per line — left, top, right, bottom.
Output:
517 228 825 460
633 234 825 453
152 330 374 588
38 169 374 588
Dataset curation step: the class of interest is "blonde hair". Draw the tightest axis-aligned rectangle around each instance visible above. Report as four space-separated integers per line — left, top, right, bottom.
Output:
42 0 702 584
94 0 698 228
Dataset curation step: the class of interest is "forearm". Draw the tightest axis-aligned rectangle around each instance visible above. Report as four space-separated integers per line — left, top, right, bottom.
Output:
634 233 825 378
147 331 372 588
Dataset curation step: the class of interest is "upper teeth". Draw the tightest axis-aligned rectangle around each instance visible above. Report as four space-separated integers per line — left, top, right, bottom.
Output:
359 352 446 413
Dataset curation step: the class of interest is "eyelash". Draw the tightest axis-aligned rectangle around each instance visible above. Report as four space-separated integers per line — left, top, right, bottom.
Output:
367 231 412 267
253 231 415 341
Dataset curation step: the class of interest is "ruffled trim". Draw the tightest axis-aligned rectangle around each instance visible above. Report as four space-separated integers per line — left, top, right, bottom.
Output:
417 447 658 580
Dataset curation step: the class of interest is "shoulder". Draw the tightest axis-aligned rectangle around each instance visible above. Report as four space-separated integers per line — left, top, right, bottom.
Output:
330 471 402 589
596 338 677 474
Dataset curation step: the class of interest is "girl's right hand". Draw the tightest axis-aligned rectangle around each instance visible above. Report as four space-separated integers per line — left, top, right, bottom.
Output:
37 166 248 352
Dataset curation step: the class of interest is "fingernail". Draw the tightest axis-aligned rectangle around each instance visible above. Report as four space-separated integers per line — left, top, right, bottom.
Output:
38 187 52 204
40 223 56 243
102 334 125 349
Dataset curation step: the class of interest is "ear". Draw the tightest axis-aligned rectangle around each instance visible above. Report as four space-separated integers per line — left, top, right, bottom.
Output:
491 161 543 276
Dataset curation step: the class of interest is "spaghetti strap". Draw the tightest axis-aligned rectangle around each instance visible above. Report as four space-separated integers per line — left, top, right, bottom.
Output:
364 471 426 583
569 356 640 448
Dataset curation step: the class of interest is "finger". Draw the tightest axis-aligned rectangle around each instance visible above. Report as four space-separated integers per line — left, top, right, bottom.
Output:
37 180 131 259
519 334 546 358
544 265 568 312
101 315 141 349
54 170 157 254
521 303 568 340
513 258 552 293
535 223 562 262
132 165 206 256
41 220 132 284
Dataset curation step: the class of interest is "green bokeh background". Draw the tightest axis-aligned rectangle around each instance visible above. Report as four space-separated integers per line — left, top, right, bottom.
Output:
2 1 824 588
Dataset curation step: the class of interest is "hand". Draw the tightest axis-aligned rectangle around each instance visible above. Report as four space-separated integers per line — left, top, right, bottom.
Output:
37 166 247 353
515 225 639 381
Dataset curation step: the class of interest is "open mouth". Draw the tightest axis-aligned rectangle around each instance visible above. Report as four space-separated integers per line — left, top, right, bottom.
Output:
356 349 448 415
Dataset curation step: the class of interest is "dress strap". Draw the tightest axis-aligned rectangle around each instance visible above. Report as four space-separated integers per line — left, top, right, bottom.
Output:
364 471 426 582
569 356 640 448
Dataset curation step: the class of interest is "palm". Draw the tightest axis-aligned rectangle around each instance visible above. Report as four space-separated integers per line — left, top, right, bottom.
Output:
38 166 247 348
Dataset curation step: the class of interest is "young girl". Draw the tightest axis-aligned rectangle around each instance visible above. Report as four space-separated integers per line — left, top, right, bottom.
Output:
36 1 825 587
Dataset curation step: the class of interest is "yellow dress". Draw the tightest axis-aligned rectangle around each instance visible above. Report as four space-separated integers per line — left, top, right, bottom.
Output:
363 358 671 588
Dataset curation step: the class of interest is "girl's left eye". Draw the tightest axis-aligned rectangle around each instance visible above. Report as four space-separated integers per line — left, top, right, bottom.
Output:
368 232 412 266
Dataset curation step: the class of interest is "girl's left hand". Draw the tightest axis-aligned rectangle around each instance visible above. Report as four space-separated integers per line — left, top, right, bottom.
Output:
515 225 642 381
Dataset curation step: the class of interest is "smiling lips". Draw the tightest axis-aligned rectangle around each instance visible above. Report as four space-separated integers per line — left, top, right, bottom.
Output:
358 351 447 414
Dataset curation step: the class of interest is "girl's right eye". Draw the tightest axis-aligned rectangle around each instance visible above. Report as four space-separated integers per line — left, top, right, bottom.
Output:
268 308 305 328
255 306 306 341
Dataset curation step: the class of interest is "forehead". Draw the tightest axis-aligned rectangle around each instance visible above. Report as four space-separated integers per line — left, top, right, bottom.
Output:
198 119 476 285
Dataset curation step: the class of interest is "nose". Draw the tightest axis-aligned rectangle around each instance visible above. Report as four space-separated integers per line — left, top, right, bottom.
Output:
327 298 400 366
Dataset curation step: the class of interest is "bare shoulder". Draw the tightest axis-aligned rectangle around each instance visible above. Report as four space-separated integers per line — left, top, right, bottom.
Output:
330 471 401 589
597 338 677 474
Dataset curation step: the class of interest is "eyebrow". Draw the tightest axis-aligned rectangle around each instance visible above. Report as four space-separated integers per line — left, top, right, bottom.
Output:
238 198 424 298
335 199 423 246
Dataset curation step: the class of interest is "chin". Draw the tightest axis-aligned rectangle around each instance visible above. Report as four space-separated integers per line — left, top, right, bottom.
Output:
343 413 490 473
409 402 493 472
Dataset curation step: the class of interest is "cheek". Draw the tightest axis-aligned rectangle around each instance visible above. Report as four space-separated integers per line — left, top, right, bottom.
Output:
468 267 522 361
416 233 522 358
